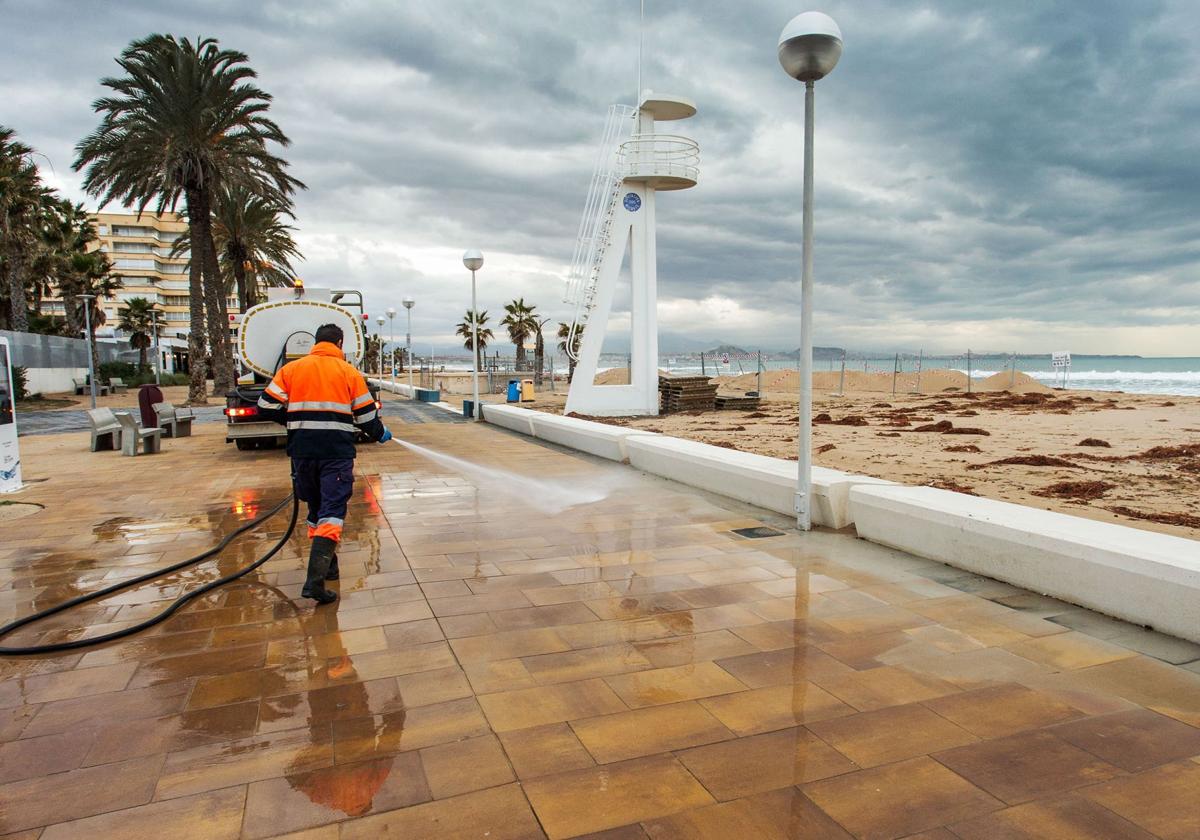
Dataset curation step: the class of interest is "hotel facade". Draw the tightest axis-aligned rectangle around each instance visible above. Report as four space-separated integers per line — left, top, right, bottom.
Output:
42 210 239 373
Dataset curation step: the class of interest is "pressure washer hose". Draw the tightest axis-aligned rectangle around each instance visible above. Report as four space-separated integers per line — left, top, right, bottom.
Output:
0 493 299 656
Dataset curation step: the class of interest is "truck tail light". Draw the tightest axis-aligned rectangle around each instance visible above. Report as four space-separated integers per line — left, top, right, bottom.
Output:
225 406 259 418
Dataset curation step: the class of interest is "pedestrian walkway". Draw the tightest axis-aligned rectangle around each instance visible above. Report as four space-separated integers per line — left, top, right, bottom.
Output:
1 420 1198 838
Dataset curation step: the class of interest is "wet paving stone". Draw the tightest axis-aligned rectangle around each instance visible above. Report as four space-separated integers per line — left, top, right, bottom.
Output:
3 417 1200 837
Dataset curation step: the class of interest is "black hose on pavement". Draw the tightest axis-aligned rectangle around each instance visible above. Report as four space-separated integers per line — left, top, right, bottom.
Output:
0 493 299 656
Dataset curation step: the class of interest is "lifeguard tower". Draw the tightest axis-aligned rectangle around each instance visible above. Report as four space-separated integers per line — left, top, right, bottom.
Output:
563 93 699 416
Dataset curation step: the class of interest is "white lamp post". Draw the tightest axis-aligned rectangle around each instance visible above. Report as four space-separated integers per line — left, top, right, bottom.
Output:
150 307 161 386
385 306 397 386
462 249 484 421
375 316 386 378
76 293 97 409
778 10 842 531
402 297 415 398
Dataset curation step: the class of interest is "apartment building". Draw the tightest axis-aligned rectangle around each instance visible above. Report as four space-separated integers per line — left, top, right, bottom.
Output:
44 211 239 373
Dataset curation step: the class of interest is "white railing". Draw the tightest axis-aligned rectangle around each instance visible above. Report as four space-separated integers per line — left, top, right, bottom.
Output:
563 105 637 359
620 134 699 184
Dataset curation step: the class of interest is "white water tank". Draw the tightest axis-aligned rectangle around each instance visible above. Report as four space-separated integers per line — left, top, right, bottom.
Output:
237 296 365 378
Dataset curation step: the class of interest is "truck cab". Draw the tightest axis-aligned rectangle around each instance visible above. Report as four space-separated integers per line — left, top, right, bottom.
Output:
225 286 380 451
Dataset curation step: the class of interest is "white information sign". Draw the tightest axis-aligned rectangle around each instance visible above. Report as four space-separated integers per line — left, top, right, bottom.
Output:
0 337 22 493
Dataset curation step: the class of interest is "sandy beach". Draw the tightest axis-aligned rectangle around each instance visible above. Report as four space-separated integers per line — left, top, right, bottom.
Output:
499 368 1200 542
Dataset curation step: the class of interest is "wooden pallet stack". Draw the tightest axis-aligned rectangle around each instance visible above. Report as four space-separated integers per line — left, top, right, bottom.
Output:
658 375 718 413
715 393 760 410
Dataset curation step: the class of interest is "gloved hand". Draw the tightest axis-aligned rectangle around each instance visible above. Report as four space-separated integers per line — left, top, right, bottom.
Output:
379 428 393 444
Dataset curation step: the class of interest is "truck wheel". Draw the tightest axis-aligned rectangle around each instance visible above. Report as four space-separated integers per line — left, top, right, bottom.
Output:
235 439 255 451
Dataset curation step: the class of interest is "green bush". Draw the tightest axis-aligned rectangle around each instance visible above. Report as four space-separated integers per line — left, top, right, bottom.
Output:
12 366 30 400
98 361 138 382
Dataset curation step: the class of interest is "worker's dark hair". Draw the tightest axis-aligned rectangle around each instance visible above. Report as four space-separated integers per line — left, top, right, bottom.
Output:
315 323 344 345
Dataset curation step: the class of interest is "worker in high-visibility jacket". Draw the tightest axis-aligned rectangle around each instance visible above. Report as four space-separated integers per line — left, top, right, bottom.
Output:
258 323 391 604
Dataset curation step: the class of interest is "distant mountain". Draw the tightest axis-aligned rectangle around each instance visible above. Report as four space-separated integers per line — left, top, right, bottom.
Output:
706 343 751 356
784 346 846 360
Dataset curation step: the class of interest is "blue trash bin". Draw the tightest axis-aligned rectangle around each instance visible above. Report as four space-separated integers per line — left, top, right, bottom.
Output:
463 400 474 418
506 380 521 403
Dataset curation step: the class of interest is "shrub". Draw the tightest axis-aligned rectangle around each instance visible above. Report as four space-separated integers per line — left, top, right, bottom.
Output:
98 361 138 381
12 365 30 400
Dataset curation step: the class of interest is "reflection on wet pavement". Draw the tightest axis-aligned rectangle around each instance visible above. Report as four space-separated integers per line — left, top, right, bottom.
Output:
2 420 1200 838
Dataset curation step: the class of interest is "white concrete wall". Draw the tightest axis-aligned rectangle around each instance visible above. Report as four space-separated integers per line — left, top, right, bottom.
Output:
625 436 892 529
22 367 87 395
850 484 1200 643
479 403 536 435
528 413 656 462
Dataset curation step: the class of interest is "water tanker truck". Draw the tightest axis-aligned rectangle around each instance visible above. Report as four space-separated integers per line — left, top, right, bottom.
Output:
224 286 380 450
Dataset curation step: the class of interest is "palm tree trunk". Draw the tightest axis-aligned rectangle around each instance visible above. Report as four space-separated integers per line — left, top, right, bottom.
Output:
534 334 544 386
183 188 210 405
233 257 251 313
7 252 28 332
195 186 234 395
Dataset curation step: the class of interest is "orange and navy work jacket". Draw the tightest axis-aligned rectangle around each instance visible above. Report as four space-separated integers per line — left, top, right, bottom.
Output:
257 342 385 459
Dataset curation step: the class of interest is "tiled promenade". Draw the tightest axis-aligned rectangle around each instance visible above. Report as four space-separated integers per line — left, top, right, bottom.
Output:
2 412 1200 838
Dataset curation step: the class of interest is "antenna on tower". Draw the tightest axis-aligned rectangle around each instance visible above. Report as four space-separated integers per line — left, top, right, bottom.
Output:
637 0 644 106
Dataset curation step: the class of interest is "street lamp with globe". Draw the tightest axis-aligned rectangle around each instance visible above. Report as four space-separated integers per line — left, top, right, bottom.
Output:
402 297 415 397
778 10 842 531
376 316 386 379
463 250 484 421
385 306 397 385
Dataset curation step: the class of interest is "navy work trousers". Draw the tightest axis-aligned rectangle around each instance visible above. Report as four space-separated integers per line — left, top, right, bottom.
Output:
292 458 354 543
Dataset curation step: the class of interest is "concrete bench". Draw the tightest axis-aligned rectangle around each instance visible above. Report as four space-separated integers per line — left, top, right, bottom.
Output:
115 411 162 456
849 484 1200 643
108 377 128 395
73 378 87 395
625 436 893 529
529 413 656 463
153 402 193 438
87 408 122 451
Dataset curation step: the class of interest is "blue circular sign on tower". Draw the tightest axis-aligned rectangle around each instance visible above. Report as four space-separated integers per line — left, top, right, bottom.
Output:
623 192 642 212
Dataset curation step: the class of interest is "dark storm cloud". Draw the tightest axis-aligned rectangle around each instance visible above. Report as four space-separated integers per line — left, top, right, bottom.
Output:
2 0 1198 353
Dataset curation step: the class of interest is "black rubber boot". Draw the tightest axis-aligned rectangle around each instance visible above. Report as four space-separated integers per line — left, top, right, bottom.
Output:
325 552 339 581
301 536 338 604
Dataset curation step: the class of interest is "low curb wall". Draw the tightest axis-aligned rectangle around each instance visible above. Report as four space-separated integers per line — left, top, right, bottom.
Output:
850 484 1200 643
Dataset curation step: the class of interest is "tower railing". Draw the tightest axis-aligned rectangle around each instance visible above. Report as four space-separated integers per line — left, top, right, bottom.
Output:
620 134 700 183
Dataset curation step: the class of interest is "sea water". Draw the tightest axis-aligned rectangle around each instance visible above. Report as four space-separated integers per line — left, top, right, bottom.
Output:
392 438 618 513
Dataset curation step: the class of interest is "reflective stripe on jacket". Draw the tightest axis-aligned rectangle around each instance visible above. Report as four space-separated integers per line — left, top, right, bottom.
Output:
257 342 385 459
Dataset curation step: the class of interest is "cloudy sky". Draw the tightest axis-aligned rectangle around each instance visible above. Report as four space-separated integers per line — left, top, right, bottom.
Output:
3 0 1199 355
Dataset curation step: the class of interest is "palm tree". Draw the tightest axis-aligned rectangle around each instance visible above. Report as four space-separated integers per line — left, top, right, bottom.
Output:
532 316 551 386
118 297 158 371
0 127 50 332
500 298 537 369
171 183 301 311
456 309 494 369
557 321 584 383
74 34 304 404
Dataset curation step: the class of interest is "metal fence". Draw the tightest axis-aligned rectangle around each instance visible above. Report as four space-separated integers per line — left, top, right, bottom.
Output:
0 329 126 368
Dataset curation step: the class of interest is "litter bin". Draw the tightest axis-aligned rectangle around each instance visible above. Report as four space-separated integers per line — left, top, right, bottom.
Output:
137 384 164 428
506 380 520 403
520 379 535 402
462 399 474 419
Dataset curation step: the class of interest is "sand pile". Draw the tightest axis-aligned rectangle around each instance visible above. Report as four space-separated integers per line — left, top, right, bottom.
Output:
714 367 1052 396
593 367 671 386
